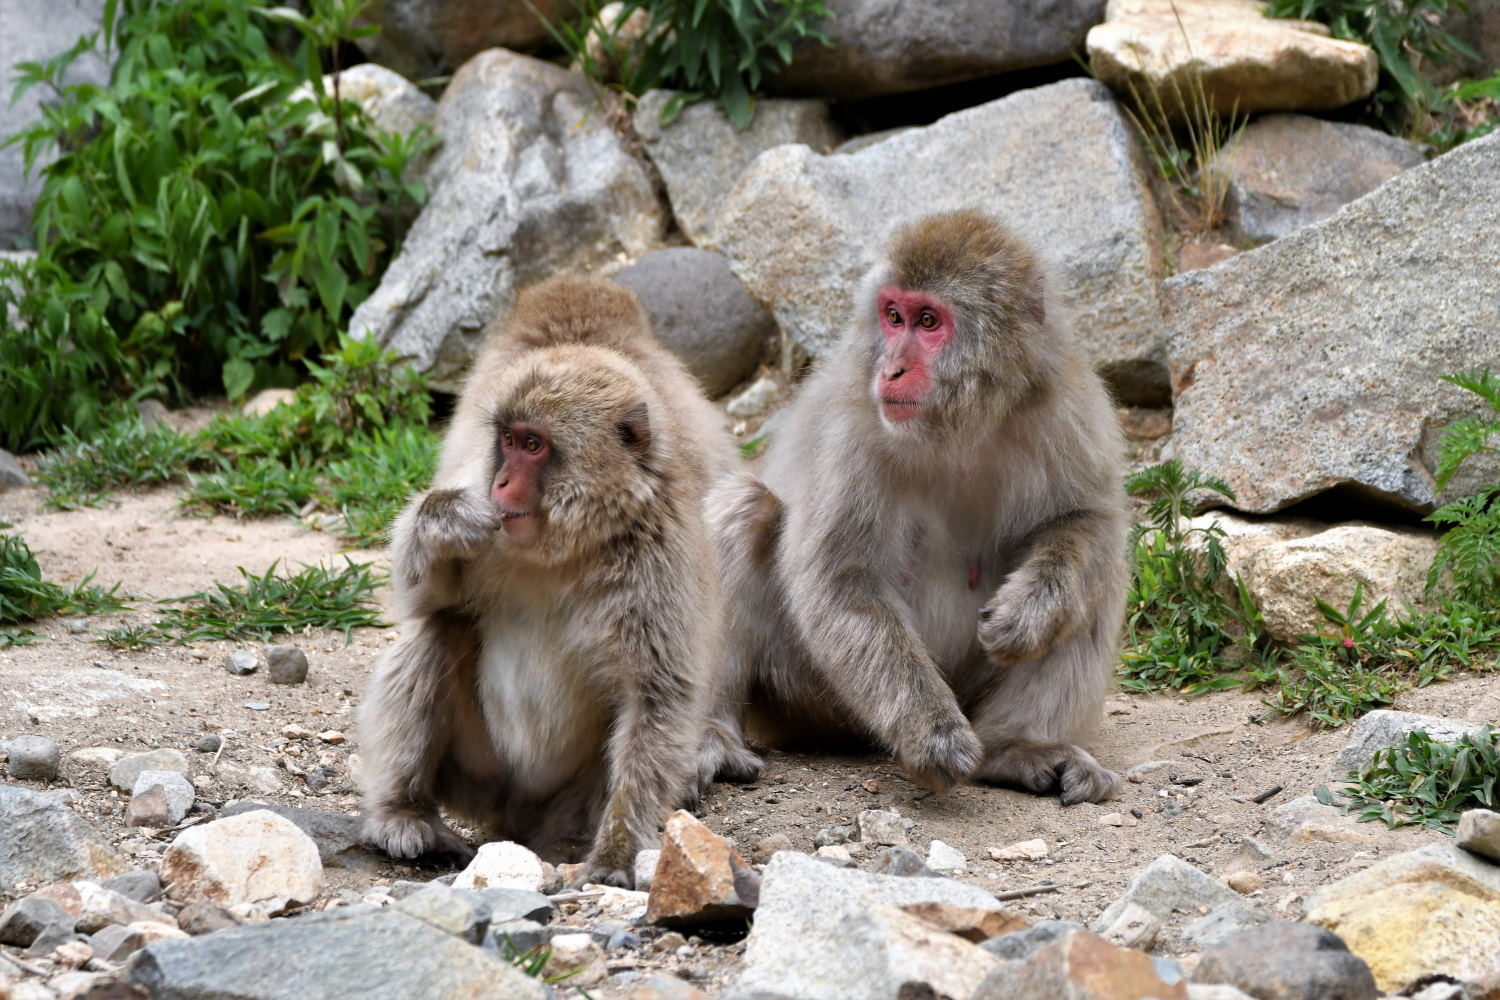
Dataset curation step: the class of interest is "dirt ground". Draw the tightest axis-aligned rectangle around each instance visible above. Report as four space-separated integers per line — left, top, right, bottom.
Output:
3 479 1496 996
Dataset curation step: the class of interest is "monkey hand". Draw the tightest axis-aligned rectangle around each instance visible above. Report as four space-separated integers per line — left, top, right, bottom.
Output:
572 852 635 890
895 707 982 793
362 809 475 862
409 489 504 566
977 579 1073 665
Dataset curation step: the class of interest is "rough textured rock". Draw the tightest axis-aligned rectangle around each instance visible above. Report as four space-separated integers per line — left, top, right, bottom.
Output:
991 839 1050 862
1239 523 1439 643
1163 131 1500 514
89 922 146 963
6 735 61 781
634 90 841 245
545 932 608 987
926 840 967 873
349 49 665 390
1180 901 1269 949
125 785 173 828
0 0 112 247
1194 923 1379 1000
773 0 1108 100
1331 710 1486 778
1458 809 1500 863
0 784 129 891
128 905 549 999
108 748 189 792
1308 880 1500 994
264 645 309 684
454 841 547 893
973 929 1187 999
647 810 760 926
130 770 195 827
1308 843 1500 913
733 852 1018 999
160 809 322 913
222 649 259 676
981 919 1086 960
1096 900 1160 949
328 63 436 137
1264 795 1373 844
613 248 774 398
0 897 73 947
856 809 907 847
0 448 30 489
475 888 554 924
222 800 383 870
869 846 936 878
354 0 575 79
1216 114 1423 244
711 79 1166 403
1092 855 1246 932
395 884 491 944
101 868 162 904
1087 0 1377 117
34 880 167 934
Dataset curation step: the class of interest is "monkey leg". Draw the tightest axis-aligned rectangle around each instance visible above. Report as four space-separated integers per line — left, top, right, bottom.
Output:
965 625 1119 805
358 611 483 860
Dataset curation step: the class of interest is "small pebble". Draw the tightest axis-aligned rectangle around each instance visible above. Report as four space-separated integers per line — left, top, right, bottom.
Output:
317 730 346 744
244 702 271 712
7 735 62 781
265 645 309 685
1225 870 1265 894
191 734 223 753
223 649 259 676
282 725 314 740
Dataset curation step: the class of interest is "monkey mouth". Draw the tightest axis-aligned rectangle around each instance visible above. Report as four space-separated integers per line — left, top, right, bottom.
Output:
879 397 924 422
498 508 532 520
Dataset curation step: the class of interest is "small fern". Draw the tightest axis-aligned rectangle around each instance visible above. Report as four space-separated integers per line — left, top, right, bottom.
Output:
1426 369 1500 601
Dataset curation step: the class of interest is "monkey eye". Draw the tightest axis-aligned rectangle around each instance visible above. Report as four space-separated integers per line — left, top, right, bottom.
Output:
523 435 542 454
918 311 938 330
886 306 902 326
501 429 514 448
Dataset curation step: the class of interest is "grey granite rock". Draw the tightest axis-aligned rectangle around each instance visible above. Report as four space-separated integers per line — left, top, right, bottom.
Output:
6 735 60 781
0 784 128 891
1194 923 1378 1000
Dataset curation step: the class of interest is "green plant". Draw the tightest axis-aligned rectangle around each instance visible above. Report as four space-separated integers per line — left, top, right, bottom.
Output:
1120 460 1258 692
1331 725 1498 830
551 0 832 127
34 417 207 509
1265 0 1479 135
1 532 129 643
1421 70 1500 146
1 0 433 450
1426 368 1500 602
97 559 385 647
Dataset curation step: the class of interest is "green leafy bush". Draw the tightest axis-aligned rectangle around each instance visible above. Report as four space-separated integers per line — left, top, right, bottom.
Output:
1 0 432 450
1426 368 1499 602
1333 725 1498 830
1264 0 1485 139
556 0 832 127
1 532 128 644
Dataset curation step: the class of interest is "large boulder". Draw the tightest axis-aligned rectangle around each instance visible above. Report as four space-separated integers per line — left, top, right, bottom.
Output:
773 0 1107 100
0 0 112 248
1087 0 1377 118
0 784 129 892
634 90 841 245
1215 114 1424 245
1163 131 1500 515
348 49 665 389
354 0 575 80
711 78 1168 404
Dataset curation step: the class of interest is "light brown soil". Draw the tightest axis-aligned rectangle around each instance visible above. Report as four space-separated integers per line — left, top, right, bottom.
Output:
2 478 1496 997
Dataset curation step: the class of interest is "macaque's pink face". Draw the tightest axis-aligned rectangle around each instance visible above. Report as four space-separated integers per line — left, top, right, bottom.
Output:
492 423 550 541
874 286 954 424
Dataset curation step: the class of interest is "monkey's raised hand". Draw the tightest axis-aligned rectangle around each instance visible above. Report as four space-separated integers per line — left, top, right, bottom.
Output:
976 562 1080 666
399 488 503 582
895 705 983 793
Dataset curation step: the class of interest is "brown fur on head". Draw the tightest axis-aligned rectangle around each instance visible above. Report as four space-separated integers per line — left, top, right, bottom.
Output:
487 344 669 566
506 276 657 355
854 210 1059 438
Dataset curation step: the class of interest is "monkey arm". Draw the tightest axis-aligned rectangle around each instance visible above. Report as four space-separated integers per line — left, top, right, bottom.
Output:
978 507 1126 664
389 488 502 618
782 509 983 792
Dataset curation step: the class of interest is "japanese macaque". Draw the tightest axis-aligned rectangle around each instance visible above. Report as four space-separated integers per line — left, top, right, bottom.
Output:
358 276 759 886
708 211 1128 804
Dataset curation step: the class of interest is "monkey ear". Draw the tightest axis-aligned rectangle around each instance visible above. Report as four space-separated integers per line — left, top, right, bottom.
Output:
616 401 652 456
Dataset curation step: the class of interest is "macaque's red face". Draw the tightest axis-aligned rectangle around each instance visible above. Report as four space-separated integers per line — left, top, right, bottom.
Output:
492 423 550 541
874 285 954 424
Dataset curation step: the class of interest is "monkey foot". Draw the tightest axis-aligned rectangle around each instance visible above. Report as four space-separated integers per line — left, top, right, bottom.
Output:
696 726 764 792
895 715 983 793
362 811 475 861
977 741 1119 805
571 859 634 890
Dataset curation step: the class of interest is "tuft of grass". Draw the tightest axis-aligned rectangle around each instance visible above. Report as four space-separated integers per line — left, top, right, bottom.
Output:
34 418 208 510
1330 725 1498 831
1426 368 1499 603
1 532 130 644
323 425 440 547
97 559 386 648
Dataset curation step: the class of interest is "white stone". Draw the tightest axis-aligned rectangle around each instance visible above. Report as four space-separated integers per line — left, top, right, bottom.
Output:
990 839 1048 862
453 841 547 893
857 809 907 846
108 748 188 791
1458 809 1500 864
1097 900 1160 949
545 932 607 987
633 848 661 892
815 845 853 862
725 375 782 420
160 809 322 914
925 840 967 873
